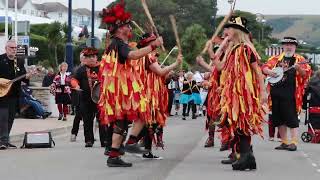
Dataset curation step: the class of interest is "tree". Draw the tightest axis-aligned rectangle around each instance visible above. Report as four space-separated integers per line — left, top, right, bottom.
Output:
181 24 207 65
47 21 63 67
108 0 217 49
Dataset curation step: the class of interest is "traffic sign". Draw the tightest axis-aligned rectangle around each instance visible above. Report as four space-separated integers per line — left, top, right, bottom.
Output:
17 36 30 46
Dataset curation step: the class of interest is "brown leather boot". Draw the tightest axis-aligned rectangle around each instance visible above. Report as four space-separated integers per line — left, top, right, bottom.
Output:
204 137 214 148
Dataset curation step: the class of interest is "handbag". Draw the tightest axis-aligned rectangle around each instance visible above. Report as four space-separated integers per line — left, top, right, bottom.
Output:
21 131 55 149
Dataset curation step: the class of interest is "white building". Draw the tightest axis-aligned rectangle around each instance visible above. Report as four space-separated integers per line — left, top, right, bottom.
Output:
0 0 45 17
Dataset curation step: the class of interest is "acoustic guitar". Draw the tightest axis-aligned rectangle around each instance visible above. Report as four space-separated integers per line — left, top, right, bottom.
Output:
0 67 39 97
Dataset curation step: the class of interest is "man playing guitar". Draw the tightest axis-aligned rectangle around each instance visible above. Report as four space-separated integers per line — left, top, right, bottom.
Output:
262 37 311 151
0 40 31 150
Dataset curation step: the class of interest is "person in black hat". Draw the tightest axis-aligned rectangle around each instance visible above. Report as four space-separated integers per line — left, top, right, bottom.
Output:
209 15 267 171
262 37 311 151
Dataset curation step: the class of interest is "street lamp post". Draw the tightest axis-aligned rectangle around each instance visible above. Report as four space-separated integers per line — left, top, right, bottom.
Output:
66 0 73 71
256 13 266 43
91 0 95 48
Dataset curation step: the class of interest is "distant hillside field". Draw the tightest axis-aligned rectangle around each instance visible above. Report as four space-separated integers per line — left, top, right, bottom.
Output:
265 15 320 46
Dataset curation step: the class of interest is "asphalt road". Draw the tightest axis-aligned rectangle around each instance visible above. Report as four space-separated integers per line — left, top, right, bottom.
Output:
0 114 320 180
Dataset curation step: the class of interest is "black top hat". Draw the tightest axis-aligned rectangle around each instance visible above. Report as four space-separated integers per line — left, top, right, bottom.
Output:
224 16 249 34
281 37 298 46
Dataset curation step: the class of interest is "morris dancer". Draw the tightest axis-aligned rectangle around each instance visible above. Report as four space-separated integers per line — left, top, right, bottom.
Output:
99 1 163 167
262 37 311 151
71 47 107 147
136 33 182 159
210 16 267 171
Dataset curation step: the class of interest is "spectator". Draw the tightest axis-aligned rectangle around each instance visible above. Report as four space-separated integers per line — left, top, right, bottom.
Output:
20 83 52 119
50 62 72 121
42 67 55 87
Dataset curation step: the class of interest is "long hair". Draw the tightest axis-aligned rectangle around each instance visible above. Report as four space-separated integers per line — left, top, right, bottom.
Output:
222 28 261 64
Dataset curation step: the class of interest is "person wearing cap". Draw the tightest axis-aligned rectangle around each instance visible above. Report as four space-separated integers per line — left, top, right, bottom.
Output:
134 32 182 159
71 47 106 148
262 37 311 151
210 16 267 171
99 1 163 167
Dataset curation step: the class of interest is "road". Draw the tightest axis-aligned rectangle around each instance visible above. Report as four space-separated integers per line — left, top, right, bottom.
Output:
0 115 320 180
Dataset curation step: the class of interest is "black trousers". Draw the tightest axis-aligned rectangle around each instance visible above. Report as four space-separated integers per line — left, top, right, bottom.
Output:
0 98 17 145
183 101 196 116
80 102 96 143
71 105 82 136
168 89 174 115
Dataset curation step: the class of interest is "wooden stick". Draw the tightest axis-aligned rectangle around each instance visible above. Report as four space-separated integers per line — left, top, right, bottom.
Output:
169 15 183 69
131 21 145 34
169 15 181 53
141 0 166 51
201 1 236 54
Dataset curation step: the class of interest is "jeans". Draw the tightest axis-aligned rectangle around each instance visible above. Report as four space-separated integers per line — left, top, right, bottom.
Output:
28 100 45 117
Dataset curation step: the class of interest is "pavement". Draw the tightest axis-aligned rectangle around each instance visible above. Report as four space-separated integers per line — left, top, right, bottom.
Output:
0 114 320 180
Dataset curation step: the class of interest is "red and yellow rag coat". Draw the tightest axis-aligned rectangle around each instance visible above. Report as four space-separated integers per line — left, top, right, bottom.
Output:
98 50 148 125
262 53 312 113
212 43 265 137
142 53 168 127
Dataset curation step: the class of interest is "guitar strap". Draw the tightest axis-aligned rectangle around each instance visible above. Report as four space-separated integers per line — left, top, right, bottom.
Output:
13 57 19 75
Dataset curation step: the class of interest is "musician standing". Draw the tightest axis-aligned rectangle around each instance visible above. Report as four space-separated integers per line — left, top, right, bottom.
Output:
262 37 311 151
71 47 105 148
0 40 30 150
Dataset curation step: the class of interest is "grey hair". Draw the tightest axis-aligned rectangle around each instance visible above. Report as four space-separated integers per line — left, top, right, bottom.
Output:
58 62 68 71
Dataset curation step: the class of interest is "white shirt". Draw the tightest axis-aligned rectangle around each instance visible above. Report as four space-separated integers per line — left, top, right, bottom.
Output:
60 72 66 85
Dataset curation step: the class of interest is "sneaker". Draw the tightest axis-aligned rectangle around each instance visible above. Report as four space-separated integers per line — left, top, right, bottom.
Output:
107 157 132 167
182 117 186 120
125 143 150 154
70 135 77 142
269 137 275 141
0 144 7 150
7 143 17 149
275 143 289 150
142 152 163 160
286 144 297 151
62 117 67 121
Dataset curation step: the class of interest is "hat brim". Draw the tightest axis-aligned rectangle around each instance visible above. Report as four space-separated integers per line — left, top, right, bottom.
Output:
224 23 249 34
281 41 298 46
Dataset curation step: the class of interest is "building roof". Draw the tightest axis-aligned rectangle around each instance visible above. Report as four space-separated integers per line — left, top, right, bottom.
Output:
74 8 91 16
34 2 68 12
3 0 28 9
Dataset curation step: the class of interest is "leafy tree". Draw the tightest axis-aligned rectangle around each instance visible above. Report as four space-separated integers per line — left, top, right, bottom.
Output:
109 0 217 49
181 24 207 65
47 21 63 67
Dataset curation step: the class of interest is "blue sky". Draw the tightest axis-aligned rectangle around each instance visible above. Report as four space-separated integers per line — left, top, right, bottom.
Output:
33 0 320 15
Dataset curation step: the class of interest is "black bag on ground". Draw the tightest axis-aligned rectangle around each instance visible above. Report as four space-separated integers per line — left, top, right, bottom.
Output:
21 132 55 148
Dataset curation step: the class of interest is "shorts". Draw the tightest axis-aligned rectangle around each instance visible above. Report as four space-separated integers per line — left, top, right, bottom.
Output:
271 96 299 128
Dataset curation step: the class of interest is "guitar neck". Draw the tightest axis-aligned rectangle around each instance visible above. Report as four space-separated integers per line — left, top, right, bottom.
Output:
10 74 26 83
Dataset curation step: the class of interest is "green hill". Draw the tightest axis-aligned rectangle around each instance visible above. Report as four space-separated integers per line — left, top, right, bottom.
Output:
265 15 320 46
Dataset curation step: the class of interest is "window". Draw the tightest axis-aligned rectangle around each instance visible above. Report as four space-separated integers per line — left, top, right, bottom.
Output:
59 13 63 18
22 10 26 14
81 16 84 22
31 10 34 15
